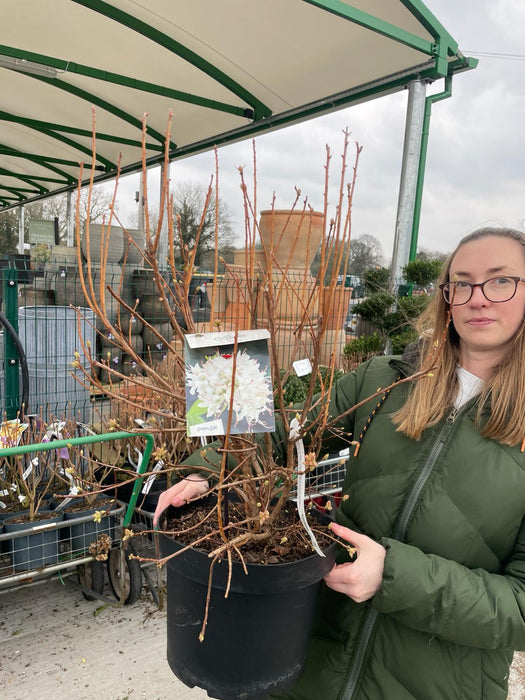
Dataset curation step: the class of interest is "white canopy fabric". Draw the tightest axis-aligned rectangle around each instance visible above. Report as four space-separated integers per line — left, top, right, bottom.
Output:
0 0 474 210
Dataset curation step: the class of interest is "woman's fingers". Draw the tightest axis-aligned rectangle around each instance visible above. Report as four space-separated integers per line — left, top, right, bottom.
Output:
153 474 209 526
324 523 386 602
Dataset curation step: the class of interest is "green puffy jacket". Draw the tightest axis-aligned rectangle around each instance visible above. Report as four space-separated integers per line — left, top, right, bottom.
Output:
272 355 525 700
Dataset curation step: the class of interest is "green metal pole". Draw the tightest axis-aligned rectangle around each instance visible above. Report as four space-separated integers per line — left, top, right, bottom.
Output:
3 267 20 419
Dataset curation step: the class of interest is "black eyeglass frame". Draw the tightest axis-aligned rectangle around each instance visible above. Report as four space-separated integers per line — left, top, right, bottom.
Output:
439 276 525 306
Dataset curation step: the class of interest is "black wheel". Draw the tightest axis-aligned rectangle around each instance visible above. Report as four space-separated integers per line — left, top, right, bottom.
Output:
107 547 142 605
77 560 105 601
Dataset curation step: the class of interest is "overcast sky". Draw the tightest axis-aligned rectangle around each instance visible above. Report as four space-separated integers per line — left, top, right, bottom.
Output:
114 0 525 265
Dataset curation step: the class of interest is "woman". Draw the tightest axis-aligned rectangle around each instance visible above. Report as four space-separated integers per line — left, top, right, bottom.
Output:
155 228 525 699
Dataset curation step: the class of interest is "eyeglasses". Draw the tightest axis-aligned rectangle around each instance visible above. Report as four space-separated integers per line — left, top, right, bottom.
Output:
439 276 525 306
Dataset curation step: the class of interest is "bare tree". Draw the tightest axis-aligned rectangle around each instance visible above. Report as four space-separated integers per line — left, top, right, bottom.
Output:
23 186 116 243
348 233 384 277
171 182 235 267
0 209 20 254
416 247 449 264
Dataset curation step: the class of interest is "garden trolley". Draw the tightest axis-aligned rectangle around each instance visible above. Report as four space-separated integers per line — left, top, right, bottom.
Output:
0 430 156 605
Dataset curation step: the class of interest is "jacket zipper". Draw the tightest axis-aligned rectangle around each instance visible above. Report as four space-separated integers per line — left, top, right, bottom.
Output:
340 407 460 700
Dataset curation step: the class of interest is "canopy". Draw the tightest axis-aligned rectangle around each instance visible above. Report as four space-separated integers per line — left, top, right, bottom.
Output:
0 0 474 210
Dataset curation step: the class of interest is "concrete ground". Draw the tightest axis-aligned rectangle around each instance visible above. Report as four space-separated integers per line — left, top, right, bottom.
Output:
0 572 207 700
0 572 523 700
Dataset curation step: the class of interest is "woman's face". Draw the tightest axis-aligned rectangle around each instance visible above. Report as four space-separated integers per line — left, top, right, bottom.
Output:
448 236 525 363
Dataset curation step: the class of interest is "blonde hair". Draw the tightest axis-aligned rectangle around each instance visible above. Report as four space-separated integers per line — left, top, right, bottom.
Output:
393 227 525 446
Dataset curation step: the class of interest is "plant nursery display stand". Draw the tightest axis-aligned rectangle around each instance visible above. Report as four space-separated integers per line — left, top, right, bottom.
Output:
0 430 157 605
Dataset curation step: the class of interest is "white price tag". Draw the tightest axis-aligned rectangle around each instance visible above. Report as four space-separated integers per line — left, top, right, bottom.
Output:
293 358 312 377
188 419 224 437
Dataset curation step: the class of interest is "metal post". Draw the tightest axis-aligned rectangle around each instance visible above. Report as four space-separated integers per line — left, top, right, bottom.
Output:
18 205 25 254
66 191 74 247
390 79 427 286
410 76 452 261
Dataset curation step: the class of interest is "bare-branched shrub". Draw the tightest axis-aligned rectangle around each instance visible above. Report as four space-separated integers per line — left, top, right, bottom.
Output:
72 113 446 597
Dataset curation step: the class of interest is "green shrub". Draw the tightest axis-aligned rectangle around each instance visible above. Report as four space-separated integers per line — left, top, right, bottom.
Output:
275 365 344 407
397 294 430 317
343 332 384 358
402 258 443 286
352 292 395 333
363 267 390 294
347 265 434 362
390 327 419 355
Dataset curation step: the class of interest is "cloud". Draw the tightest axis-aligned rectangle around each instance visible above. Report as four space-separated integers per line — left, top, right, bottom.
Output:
112 1 525 264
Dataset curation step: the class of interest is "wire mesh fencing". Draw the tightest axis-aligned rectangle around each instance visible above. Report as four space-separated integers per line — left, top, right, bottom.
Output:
0 254 379 424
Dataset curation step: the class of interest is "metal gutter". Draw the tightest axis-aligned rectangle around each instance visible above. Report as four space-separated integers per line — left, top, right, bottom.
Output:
409 75 452 260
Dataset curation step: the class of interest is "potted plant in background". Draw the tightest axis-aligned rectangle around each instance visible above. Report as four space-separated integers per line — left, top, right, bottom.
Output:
59 433 120 555
1 418 69 570
29 242 51 272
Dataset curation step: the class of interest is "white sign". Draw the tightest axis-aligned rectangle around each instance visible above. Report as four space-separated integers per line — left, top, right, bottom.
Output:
293 358 312 377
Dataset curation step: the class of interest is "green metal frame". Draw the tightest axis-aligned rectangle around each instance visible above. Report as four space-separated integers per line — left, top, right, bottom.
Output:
71 0 271 119
0 0 476 219
0 145 80 182
0 166 48 192
0 45 254 121
409 76 452 260
305 0 436 54
0 111 163 152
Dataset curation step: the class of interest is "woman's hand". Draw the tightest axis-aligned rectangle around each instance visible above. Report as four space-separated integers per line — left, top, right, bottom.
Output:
153 473 209 527
324 522 386 603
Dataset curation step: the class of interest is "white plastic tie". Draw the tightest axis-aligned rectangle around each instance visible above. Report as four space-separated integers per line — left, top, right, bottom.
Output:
142 459 164 495
290 417 325 557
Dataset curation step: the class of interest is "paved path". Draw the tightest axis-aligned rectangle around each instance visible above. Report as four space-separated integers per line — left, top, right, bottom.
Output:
0 574 523 699
0 575 207 700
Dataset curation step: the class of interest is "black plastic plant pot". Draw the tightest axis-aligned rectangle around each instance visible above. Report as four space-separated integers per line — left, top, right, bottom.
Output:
159 507 337 700
63 503 116 555
4 512 63 571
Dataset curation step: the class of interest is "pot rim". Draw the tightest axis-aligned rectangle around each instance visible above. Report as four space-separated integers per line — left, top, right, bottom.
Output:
259 209 324 217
